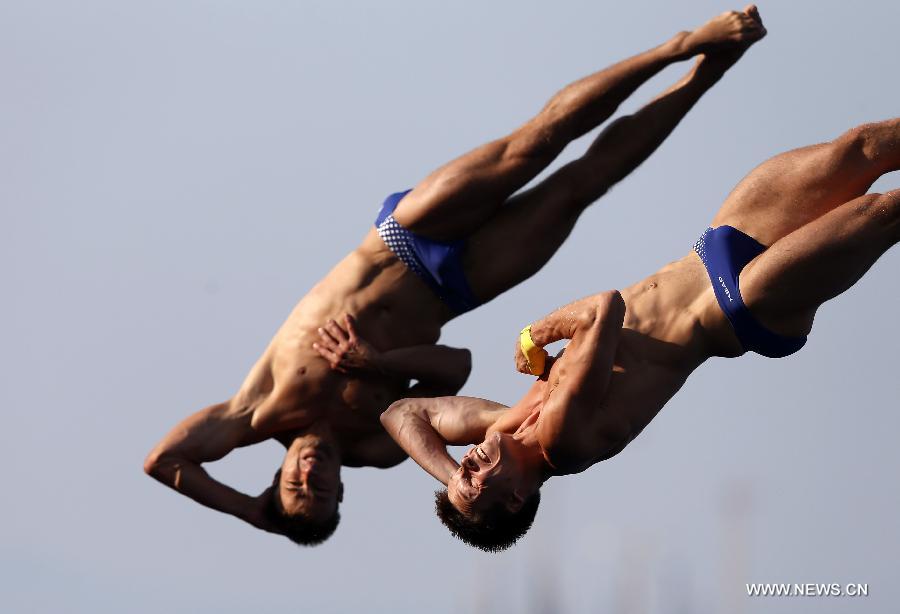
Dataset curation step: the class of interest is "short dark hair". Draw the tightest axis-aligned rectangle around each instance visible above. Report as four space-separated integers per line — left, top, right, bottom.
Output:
434 488 540 552
265 469 340 546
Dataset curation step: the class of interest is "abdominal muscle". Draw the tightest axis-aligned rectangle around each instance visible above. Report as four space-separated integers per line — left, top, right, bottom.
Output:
622 253 745 359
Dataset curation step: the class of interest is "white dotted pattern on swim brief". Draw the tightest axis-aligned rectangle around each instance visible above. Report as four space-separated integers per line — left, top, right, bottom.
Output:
693 228 711 267
376 215 426 278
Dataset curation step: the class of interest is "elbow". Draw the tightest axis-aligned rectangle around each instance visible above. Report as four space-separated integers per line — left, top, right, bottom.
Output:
452 348 473 392
381 398 413 427
573 291 625 333
608 289 625 309
143 448 178 483
143 449 163 479
594 290 626 323
461 348 472 372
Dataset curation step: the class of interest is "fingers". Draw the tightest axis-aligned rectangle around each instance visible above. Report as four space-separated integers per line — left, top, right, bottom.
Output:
313 343 348 372
312 316 361 373
343 313 359 344
312 341 340 364
313 326 346 370
316 327 340 350
737 15 759 31
514 341 543 375
514 339 527 372
315 325 341 353
740 6 766 36
324 319 349 344
744 4 762 25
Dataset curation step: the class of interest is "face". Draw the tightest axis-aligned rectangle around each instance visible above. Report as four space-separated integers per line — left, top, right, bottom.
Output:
447 432 532 517
278 440 343 523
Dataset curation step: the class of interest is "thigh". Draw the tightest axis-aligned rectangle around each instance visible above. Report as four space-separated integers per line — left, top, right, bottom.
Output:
460 159 594 303
392 124 561 243
711 134 879 246
739 191 900 337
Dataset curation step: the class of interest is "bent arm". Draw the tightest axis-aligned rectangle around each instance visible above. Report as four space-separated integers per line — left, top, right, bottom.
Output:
376 344 472 397
314 315 472 396
530 291 628 461
528 290 624 348
143 402 267 528
380 396 507 485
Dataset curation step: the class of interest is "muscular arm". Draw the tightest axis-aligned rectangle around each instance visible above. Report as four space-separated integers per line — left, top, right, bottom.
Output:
380 396 508 485
375 344 471 397
525 291 629 467
314 315 472 397
143 402 273 531
527 291 623 348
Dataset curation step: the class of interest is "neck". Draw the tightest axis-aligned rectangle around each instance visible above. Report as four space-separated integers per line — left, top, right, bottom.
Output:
509 433 551 487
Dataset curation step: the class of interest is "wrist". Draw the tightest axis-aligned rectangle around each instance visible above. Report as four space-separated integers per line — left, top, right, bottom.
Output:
520 325 547 376
527 321 551 348
692 53 731 84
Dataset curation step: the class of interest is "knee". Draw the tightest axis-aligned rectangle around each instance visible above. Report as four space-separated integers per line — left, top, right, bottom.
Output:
877 190 900 237
554 160 609 212
856 191 900 237
835 123 883 161
507 115 569 162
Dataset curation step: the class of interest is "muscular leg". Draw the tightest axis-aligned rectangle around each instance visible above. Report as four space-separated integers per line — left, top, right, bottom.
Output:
740 189 900 337
465 42 759 302
392 8 765 242
711 118 900 246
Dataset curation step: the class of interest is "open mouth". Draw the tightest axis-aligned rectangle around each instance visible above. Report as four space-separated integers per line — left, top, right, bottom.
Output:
475 445 490 463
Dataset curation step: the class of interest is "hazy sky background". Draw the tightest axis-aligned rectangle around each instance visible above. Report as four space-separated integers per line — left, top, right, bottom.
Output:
2 1 898 613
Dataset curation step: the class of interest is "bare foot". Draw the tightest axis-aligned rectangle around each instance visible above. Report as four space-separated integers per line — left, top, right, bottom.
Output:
684 4 767 56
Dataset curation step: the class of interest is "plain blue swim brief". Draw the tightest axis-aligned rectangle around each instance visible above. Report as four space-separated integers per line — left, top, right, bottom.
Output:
694 225 807 358
375 190 480 315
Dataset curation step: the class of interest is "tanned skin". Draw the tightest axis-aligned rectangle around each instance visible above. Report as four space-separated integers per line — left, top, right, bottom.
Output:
380 113 900 528
144 7 766 536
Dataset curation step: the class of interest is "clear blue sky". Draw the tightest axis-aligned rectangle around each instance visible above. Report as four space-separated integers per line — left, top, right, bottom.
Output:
2 2 898 613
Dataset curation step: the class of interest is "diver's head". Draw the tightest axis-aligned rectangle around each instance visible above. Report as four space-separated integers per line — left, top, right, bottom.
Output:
437 432 543 552
266 435 343 546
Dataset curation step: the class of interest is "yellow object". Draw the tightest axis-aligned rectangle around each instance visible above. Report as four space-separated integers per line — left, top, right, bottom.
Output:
519 325 546 376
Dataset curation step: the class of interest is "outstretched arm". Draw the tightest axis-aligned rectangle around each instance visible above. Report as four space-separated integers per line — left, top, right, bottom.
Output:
380 396 508 485
314 315 472 397
143 402 277 533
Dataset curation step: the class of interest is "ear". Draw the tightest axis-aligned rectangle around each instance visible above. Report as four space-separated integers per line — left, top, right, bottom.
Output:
338 481 345 503
505 489 526 514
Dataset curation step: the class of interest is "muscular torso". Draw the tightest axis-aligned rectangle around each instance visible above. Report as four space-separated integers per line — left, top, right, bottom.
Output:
510 252 744 474
234 229 452 465
596 254 741 451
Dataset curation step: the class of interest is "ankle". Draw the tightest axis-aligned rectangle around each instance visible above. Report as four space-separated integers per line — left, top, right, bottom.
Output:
666 30 695 61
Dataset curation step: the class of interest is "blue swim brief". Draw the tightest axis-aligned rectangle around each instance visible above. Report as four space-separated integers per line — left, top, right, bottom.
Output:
694 225 807 359
375 190 480 315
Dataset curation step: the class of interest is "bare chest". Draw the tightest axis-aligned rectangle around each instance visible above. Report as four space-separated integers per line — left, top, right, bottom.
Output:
252 348 406 436
598 349 695 448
